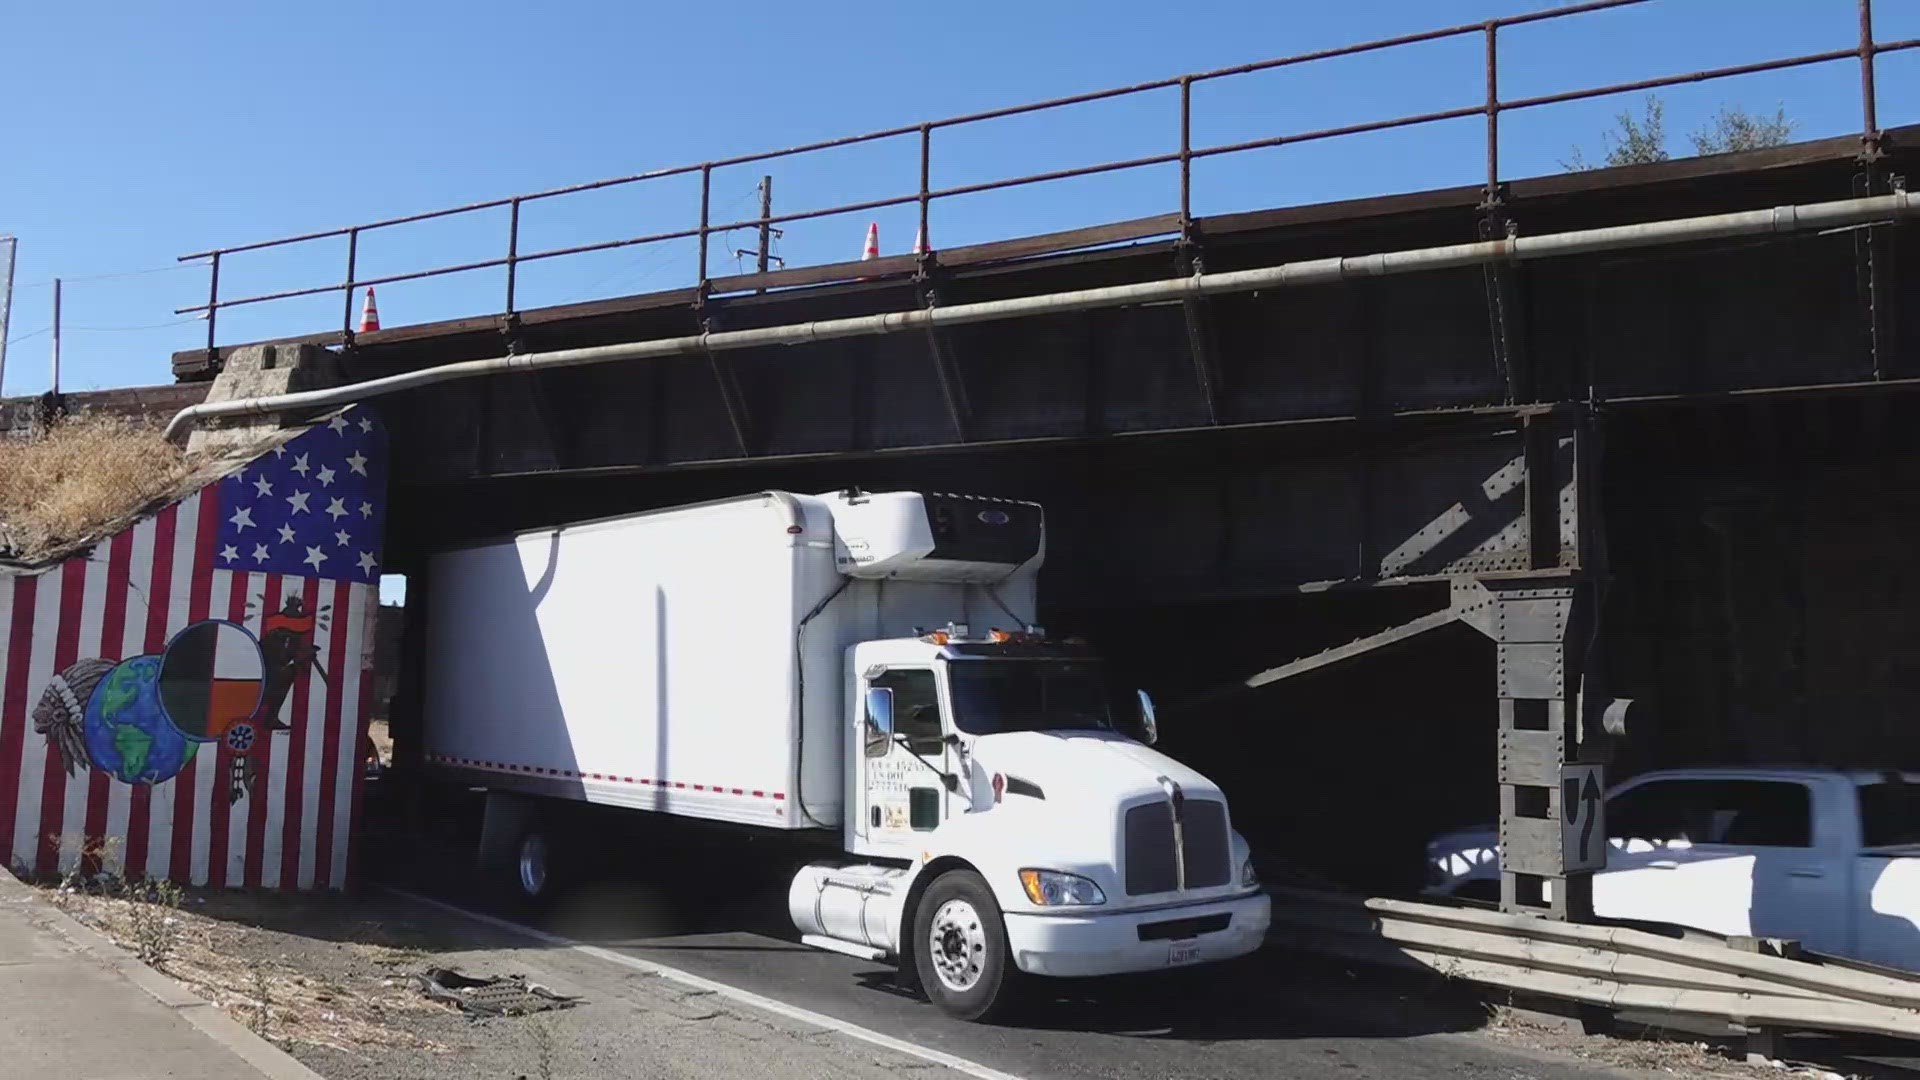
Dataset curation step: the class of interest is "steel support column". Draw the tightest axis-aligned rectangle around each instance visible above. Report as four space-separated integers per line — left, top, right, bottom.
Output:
1487 412 1599 920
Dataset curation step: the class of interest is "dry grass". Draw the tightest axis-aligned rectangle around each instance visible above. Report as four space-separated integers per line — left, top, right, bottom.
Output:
55 889 448 1055
0 415 195 559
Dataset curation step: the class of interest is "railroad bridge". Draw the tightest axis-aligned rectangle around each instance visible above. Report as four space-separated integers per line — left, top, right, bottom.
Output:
147 0 1919 915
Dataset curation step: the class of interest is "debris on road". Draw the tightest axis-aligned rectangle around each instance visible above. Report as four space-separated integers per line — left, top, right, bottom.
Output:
412 967 581 1018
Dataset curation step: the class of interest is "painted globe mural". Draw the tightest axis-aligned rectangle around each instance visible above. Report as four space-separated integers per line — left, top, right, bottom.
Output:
80 656 201 785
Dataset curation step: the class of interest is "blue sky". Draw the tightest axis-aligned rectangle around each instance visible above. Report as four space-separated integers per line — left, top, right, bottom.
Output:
3 0 1917 400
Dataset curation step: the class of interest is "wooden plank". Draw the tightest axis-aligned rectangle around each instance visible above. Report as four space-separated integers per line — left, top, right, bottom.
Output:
709 254 918 295
936 213 1182 268
514 287 702 327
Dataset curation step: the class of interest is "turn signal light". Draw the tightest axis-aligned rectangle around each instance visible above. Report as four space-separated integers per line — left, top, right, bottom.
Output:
991 773 1005 803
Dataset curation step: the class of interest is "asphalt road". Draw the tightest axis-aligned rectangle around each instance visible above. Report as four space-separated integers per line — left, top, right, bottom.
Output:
369 810 1671 1080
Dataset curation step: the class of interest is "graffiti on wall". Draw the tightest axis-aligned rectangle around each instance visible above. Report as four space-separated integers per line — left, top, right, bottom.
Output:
31 593 330 804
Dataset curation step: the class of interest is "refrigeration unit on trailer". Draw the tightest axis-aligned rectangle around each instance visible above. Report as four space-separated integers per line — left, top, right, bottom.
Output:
421 488 1270 1019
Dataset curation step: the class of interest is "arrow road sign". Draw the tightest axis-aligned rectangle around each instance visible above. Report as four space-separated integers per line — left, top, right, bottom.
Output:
1560 763 1607 873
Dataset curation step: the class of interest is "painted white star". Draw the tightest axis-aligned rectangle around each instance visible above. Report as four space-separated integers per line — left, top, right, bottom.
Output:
286 490 312 515
325 497 348 522
334 528 352 547
291 452 311 477
316 465 337 488
276 523 297 545
358 416 374 433
219 544 239 564
251 474 273 497
272 445 286 458
228 506 255 532
328 415 350 435
302 545 328 571
251 543 269 564
357 551 378 576
345 451 368 477
359 501 373 519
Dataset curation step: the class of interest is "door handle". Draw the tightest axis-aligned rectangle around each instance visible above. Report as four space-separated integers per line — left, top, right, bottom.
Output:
1787 869 1826 880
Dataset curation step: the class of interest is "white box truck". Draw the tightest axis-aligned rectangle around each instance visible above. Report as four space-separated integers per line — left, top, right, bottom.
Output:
421 488 1270 1019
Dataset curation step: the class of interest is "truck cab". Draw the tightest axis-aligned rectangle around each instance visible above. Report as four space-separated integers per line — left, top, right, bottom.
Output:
791 623 1270 1019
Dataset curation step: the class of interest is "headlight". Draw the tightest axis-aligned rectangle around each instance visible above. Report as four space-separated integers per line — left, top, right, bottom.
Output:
1241 858 1259 888
1018 869 1106 906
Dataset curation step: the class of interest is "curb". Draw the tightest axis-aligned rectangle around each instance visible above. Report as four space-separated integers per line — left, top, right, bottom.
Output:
0 869 325 1080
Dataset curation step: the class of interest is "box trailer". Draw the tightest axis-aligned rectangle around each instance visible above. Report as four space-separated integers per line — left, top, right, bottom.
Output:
422 489 1269 1019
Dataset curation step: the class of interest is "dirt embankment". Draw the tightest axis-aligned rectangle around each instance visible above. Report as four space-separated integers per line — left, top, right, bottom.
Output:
0 416 195 560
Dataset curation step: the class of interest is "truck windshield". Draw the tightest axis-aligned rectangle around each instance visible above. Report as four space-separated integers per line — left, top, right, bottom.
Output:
946 660 1114 735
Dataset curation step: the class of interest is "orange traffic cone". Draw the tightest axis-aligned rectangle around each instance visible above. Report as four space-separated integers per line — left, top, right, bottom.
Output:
861 222 880 261
912 224 928 255
359 287 381 333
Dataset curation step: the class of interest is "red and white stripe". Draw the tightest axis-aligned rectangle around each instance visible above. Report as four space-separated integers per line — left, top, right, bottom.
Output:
0 484 378 890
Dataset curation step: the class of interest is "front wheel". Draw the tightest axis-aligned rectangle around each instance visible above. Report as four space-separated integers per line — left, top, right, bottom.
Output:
912 869 1020 1021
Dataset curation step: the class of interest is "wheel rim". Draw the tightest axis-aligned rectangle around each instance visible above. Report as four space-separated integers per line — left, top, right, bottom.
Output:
518 834 548 897
927 898 988 993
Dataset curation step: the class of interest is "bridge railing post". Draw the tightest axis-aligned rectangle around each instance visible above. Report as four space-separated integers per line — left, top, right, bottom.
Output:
1483 21 1500 202
505 198 521 317
340 228 359 341
1179 76 1193 234
697 164 713 287
203 251 220 364
1859 0 1881 156
919 124 933 259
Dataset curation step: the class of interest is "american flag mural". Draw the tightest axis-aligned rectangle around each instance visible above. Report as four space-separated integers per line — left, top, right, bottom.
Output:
0 407 387 890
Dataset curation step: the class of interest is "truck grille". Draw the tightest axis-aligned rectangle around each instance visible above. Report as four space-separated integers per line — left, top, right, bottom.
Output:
1124 798 1231 895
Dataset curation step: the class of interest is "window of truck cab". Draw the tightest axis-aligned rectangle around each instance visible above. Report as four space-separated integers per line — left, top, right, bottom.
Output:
944 658 1115 736
868 668 943 757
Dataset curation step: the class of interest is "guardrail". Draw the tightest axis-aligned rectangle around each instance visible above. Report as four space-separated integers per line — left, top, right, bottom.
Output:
1267 886 1920 1042
175 0 1912 360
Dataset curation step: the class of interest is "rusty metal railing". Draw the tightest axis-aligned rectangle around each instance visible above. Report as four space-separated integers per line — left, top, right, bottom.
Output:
176 0 1911 358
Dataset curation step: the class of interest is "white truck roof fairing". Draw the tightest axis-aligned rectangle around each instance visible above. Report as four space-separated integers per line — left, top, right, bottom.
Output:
822 490 1043 584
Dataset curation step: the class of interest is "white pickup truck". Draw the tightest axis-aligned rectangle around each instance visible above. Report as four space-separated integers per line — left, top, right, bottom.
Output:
1425 767 1920 972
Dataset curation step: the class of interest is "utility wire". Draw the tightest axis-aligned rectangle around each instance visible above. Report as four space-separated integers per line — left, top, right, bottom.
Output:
11 261 202 291
66 317 204 332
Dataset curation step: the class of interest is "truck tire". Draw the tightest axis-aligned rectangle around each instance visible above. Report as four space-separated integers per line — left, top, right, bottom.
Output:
478 795 561 917
912 869 1020 1021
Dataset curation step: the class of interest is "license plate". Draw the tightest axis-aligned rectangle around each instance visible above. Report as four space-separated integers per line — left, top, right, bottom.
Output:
1168 941 1201 966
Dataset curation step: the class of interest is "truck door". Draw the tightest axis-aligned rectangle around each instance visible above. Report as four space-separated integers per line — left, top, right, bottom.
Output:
859 667 954 850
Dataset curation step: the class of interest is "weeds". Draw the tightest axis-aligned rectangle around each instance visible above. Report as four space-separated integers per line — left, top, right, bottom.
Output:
125 878 184 966
0 415 193 559
249 959 275 1040
53 835 124 901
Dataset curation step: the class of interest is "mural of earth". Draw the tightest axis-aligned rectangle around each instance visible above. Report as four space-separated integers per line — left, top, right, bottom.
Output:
80 656 201 785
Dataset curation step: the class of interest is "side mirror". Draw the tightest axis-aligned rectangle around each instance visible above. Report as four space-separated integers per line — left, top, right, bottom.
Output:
864 686 895 753
1135 689 1159 746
